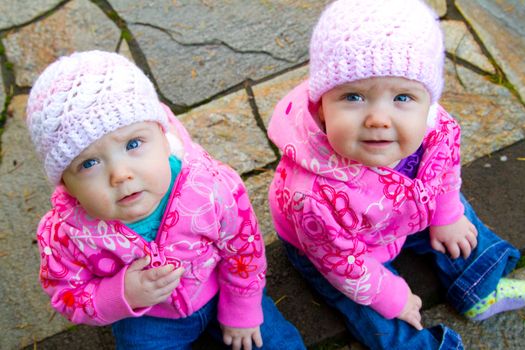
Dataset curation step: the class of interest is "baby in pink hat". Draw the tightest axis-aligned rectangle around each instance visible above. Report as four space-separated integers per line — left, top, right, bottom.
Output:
267 0 524 349
27 50 305 350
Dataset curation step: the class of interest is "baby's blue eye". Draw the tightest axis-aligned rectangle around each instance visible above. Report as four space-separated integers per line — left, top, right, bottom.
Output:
394 94 411 102
81 159 98 169
126 139 142 151
345 93 363 102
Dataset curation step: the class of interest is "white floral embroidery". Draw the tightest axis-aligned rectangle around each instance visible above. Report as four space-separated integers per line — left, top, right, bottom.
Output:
343 266 372 304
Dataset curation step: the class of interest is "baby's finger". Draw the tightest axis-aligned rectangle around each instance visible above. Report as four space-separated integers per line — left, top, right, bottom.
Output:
469 222 478 237
128 255 150 272
145 264 176 280
154 279 179 298
410 316 423 331
242 336 252 350
445 242 460 259
467 232 478 251
430 239 446 254
156 267 185 287
458 240 472 259
223 334 233 346
173 267 185 278
232 337 242 350
252 330 263 348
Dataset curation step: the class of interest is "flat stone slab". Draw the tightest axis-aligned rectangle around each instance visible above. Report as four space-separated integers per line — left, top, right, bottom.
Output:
425 0 447 17
0 69 5 110
441 20 495 74
0 0 62 30
0 96 63 350
456 0 525 102
252 65 308 129
108 0 331 106
3 0 121 87
442 59 525 163
177 88 275 175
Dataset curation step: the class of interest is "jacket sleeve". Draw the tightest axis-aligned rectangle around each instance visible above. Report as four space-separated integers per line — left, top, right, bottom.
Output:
291 196 410 319
430 112 464 226
212 165 266 328
37 211 150 325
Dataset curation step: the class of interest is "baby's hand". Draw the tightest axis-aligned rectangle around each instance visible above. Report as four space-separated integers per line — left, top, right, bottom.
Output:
221 325 263 350
124 256 185 309
397 290 423 330
429 215 478 259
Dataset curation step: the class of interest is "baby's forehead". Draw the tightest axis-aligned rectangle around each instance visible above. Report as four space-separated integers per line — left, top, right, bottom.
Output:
332 77 429 93
108 121 163 138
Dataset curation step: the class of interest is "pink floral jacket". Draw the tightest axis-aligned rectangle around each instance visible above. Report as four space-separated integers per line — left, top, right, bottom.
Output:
267 81 464 319
36 106 266 327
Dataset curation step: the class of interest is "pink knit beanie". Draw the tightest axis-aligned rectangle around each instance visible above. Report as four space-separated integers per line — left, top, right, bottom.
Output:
26 50 168 185
309 0 444 103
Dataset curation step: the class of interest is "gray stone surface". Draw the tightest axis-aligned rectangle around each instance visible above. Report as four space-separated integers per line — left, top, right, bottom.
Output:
109 0 331 106
422 302 525 349
456 0 525 102
442 59 525 164
1 1 524 349
253 65 308 128
177 89 276 175
424 0 447 17
0 0 62 30
0 68 5 110
0 96 64 350
3 0 122 87
462 142 525 250
441 20 495 74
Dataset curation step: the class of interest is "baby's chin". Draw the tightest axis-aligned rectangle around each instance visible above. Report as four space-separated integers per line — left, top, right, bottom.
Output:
356 159 400 169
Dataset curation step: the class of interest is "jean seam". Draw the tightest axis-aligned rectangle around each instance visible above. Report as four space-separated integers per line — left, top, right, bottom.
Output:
447 244 508 309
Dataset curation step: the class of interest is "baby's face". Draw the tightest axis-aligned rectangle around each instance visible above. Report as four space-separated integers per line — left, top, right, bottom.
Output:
318 76 431 168
62 121 172 223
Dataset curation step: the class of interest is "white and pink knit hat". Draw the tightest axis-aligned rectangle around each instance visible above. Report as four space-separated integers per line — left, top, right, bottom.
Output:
309 0 444 103
26 50 168 185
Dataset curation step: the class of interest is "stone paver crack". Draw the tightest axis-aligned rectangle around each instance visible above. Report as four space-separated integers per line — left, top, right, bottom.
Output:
0 0 69 33
133 22 297 64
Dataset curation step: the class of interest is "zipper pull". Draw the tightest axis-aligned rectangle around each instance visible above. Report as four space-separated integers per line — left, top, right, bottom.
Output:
149 241 166 268
414 179 430 204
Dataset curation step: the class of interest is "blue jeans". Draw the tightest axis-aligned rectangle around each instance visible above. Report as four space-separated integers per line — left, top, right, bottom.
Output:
111 292 305 350
281 193 520 350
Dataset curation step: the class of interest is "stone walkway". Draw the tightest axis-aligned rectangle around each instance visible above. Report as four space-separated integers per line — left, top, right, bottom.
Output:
0 0 524 349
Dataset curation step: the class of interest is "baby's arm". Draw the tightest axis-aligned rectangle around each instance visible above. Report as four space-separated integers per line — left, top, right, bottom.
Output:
221 325 263 350
124 256 185 309
429 215 478 259
211 166 266 345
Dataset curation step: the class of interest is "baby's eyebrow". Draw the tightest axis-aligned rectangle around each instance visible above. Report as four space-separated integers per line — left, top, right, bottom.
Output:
112 127 151 142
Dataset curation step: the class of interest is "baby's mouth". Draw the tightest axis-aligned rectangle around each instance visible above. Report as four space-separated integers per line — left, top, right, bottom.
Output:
118 191 142 204
362 140 393 145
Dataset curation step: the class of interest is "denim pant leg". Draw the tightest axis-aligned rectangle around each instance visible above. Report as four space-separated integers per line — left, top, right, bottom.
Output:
204 291 307 350
281 240 463 350
111 295 217 350
404 193 520 313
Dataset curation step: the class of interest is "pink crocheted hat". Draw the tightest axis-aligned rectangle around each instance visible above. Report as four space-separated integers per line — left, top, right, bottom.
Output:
309 0 444 103
26 50 168 185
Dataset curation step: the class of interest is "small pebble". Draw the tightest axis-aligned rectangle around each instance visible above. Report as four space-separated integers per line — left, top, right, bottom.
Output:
483 163 492 168
500 155 508 162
